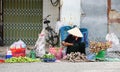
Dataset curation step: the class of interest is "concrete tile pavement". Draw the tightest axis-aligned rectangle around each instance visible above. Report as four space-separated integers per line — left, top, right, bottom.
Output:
0 62 120 72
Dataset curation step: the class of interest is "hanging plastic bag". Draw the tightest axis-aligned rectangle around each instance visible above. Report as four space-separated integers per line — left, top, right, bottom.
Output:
35 28 46 57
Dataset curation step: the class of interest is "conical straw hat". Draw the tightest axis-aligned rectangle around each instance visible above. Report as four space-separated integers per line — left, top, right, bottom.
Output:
67 27 83 37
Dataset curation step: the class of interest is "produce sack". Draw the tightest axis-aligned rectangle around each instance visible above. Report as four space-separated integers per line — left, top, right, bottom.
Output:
35 28 46 57
49 47 63 60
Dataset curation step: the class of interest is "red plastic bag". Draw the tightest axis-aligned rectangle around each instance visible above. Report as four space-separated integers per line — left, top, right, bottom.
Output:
49 47 63 60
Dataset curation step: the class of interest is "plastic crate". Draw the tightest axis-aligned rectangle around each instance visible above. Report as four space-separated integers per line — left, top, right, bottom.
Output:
10 48 26 57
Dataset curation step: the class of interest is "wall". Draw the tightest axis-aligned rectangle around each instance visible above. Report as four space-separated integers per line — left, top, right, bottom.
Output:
109 0 120 39
112 0 120 12
81 0 108 41
61 0 81 27
43 0 59 28
43 0 120 41
61 0 108 41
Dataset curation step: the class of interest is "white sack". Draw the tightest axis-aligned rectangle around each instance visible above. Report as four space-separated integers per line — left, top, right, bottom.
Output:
35 28 46 57
106 33 119 45
106 33 120 52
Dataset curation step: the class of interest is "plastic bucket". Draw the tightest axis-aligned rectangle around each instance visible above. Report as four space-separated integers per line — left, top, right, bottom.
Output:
80 28 89 47
6 55 12 59
6 50 12 59
95 50 106 60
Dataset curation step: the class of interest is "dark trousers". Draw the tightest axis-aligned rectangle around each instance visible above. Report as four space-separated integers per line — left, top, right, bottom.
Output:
66 42 86 54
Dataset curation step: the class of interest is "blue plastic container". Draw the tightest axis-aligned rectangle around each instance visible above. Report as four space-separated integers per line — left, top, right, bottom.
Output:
80 28 89 47
6 55 12 59
6 50 12 59
59 26 72 41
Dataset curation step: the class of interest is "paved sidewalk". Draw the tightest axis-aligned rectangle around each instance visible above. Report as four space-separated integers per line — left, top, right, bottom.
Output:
0 62 120 72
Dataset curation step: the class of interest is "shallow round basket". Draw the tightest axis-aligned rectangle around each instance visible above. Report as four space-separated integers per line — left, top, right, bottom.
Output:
43 58 56 62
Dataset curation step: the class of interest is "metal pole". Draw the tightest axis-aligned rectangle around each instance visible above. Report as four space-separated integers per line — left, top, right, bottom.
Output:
58 0 61 21
2 0 4 45
107 0 111 33
0 0 4 46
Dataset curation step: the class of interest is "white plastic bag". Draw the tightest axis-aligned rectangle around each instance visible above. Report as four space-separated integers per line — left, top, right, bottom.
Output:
10 39 26 49
106 33 120 52
107 44 120 52
35 28 46 57
17 39 26 48
106 33 119 45
35 44 45 57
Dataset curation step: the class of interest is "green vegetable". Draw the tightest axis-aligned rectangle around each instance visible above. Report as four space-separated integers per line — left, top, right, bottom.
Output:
42 54 55 59
5 56 40 63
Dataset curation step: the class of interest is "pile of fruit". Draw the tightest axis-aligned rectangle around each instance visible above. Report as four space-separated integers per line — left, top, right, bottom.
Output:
5 56 40 63
63 52 88 62
89 41 112 53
